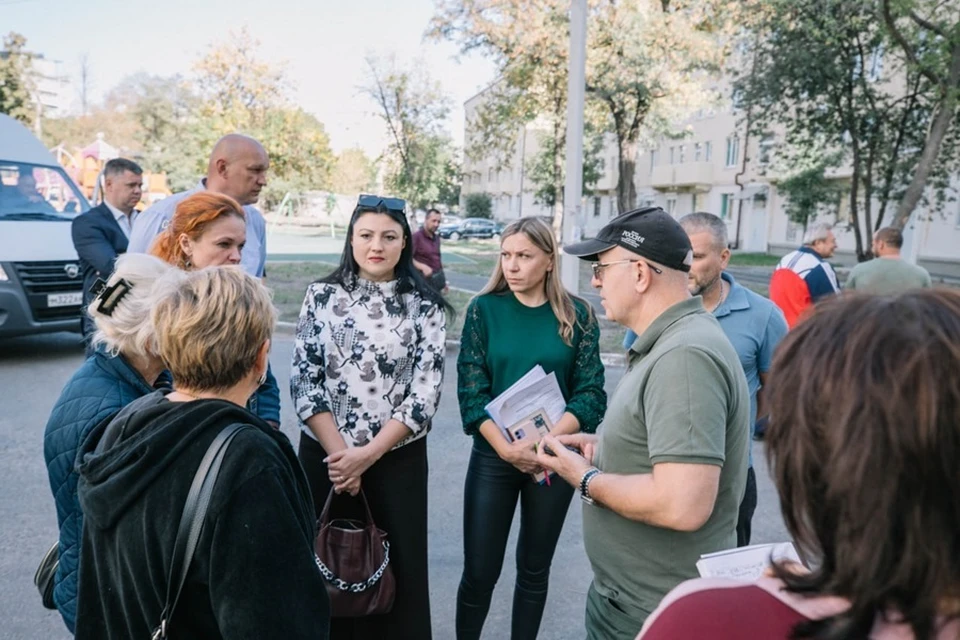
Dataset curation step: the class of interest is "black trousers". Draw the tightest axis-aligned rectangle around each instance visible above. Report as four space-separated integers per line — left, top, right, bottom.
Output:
299 434 431 640
456 443 574 640
736 466 758 547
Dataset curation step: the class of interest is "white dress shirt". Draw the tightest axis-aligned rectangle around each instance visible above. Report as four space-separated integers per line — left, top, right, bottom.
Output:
104 200 139 239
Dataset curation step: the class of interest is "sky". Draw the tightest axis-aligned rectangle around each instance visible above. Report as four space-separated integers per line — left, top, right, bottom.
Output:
4 0 497 157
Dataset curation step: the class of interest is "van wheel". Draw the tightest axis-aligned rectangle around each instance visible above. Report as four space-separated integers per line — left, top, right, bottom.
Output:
450 232 461 241
492 233 501 241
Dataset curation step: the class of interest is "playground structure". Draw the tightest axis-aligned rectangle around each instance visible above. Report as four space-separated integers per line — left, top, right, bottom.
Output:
50 133 171 210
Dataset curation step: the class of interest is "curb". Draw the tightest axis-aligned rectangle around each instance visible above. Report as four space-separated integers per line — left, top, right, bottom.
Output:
276 321 627 367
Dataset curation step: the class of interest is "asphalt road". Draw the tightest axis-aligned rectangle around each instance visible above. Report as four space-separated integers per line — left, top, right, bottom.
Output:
0 331 789 640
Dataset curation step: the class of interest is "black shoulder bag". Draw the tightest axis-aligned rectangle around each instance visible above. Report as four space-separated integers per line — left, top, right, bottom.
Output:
151 423 248 640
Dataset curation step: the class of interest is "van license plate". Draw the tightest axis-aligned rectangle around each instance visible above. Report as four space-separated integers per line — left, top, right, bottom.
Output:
48 292 82 307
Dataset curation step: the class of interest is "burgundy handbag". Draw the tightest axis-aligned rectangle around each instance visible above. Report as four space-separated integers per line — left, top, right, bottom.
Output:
314 488 396 617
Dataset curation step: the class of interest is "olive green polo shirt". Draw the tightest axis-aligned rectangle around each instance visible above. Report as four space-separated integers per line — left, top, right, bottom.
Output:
583 297 750 621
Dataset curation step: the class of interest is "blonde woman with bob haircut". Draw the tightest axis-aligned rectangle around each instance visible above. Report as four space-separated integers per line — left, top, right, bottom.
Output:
73 266 329 640
43 253 173 634
456 216 607 640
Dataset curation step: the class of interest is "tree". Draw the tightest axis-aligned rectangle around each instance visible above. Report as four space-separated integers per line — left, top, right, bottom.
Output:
881 0 960 228
190 30 334 204
103 73 200 190
777 157 844 230
436 153 463 208
735 0 955 260
362 56 458 210
0 32 36 125
331 148 377 196
430 0 732 216
528 124 606 209
464 192 492 218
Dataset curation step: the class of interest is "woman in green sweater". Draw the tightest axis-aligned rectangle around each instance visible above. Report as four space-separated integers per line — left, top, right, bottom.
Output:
456 216 606 640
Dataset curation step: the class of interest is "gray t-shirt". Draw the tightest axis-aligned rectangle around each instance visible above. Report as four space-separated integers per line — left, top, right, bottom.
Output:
584 297 750 621
845 257 931 295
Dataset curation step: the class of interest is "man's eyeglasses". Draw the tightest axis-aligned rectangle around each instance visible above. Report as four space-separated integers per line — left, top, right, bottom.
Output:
357 194 406 213
590 259 662 280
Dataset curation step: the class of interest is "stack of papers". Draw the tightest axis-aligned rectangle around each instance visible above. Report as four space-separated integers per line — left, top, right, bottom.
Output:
696 542 803 581
485 365 566 441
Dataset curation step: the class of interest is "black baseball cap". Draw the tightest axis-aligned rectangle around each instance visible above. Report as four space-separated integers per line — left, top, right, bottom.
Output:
562 206 693 272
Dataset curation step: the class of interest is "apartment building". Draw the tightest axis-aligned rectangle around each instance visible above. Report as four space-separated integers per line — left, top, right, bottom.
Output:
461 85 960 276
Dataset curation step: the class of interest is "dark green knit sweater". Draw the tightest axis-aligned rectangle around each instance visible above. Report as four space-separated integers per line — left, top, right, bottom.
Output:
457 291 606 447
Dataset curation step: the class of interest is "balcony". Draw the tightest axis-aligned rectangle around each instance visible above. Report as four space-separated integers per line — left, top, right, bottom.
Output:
650 162 715 191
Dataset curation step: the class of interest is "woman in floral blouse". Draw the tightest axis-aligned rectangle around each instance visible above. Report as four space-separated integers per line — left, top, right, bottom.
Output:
456 216 607 640
291 195 450 640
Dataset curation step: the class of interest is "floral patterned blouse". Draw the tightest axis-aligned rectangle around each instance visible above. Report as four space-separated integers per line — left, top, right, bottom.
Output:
291 276 447 449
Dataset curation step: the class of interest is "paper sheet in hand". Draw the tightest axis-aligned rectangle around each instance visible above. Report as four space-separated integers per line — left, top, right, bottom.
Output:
498 372 566 430
695 542 802 581
484 365 546 431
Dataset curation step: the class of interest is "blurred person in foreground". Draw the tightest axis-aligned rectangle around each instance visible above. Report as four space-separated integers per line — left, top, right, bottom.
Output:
74 266 329 639
44 253 173 633
638 288 960 639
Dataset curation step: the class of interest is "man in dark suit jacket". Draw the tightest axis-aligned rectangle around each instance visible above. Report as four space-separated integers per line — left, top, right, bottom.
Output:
71 158 144 353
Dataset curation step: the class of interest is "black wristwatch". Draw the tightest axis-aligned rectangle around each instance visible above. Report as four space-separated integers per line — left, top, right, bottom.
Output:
579 467 602 505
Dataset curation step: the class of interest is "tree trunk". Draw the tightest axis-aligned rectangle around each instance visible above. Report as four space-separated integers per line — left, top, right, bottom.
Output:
892 45 960 229
616 137 639 214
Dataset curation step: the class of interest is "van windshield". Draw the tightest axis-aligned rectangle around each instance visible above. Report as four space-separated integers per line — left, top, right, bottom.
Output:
0 162 88 219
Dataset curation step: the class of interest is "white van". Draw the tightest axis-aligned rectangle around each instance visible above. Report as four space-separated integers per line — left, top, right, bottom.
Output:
0 113 88 339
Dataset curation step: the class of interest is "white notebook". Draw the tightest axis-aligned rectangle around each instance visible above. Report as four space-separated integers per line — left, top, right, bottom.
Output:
696 542 802 581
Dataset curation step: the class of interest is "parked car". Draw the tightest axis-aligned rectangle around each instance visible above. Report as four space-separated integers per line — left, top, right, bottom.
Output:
439 217 504 241
0 114 88 339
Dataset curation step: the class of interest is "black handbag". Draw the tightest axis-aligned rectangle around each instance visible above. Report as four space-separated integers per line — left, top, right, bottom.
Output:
34 541 59 610
151 424 248 640
314 488 396 617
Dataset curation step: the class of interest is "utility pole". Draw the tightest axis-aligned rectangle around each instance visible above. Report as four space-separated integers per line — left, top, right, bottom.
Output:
560 0 587 293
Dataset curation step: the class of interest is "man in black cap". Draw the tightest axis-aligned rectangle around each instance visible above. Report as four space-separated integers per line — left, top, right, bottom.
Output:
536 207 750 638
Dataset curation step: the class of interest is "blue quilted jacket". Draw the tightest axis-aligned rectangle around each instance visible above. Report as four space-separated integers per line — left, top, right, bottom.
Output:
43 351 160 633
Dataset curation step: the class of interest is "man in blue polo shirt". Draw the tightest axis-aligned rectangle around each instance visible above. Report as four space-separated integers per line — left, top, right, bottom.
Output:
623 212 787 545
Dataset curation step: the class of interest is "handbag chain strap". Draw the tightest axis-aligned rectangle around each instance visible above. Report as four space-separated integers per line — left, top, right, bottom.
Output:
314 540 391 593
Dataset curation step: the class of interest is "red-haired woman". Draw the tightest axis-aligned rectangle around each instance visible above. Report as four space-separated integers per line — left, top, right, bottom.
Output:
150 191 281 426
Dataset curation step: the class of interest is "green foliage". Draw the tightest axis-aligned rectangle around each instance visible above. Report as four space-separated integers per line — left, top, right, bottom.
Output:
0 32 36 125
363 56 460 210
529 124 606 209
464 192 492 219
777 160 843 229
430 0 735 214
40 29 335 207
736 0 960 258
331 148 377 197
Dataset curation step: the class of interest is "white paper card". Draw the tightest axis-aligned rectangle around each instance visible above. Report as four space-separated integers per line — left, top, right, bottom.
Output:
695 542 802 581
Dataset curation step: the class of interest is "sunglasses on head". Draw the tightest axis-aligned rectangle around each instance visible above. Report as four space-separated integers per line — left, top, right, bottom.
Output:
357 194 406 213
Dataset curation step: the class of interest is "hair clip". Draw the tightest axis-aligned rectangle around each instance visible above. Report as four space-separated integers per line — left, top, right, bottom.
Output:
95 278 133 317
88 277 108 299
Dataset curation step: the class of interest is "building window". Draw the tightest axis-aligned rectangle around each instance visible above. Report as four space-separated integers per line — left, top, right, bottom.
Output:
720 193 733 219
666 197 677 215
608 196 616 217
679 145 686 163
593 196 601 217
669 147 676 165
725 136 740 167
705 141 713 162
694 143 703 162
649 150 658 175
488 167 495 181
758 134 775 165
